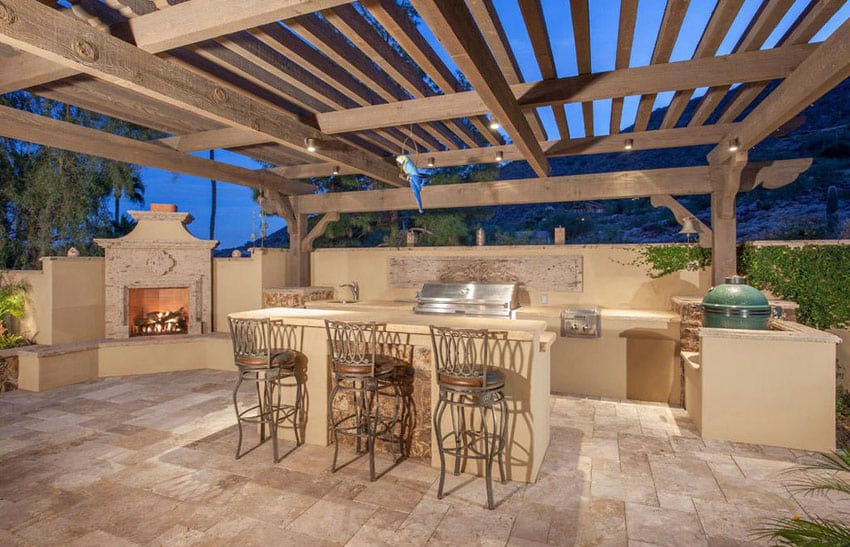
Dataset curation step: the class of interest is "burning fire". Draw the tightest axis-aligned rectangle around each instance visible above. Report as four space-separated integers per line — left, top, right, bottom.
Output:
133 307 188 336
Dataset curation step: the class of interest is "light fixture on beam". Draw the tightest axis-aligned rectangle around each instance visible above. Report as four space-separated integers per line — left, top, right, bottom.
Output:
332 165 340 175
427 157 435 168
495 151 504 162
624 138 634 151
489 117 500 131
727 137 740 152
305 138 317 153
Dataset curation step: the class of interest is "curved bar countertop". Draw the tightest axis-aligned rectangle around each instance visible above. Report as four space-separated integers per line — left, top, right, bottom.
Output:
228 306 555 482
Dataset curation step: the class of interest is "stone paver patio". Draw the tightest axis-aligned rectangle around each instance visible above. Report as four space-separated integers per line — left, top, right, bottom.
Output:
1 369 847 546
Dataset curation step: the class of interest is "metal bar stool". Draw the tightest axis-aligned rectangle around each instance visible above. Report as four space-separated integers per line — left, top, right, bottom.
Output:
229 316 304 462
325 320 404 480
430 325 507 509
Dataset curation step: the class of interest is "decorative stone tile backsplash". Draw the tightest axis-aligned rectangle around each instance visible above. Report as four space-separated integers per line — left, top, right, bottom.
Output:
388 256 583 292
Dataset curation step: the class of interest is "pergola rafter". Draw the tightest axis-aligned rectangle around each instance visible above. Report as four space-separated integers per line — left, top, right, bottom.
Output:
316 45 815 136
410 0 549 177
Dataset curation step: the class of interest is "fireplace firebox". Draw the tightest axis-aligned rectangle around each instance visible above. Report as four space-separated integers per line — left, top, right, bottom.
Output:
128 287 190 337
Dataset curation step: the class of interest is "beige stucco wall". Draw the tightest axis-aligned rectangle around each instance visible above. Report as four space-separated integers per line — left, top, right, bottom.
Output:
697 329 837 452
45 258 105 344
213 248 288 332
17 344 99 392
7 258 104 345
311 244 710 310
98 335 232 377
518 309 681 404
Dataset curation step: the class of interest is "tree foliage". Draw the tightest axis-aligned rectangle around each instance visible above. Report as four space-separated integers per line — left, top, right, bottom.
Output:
0 92 160 269
305 164 497 248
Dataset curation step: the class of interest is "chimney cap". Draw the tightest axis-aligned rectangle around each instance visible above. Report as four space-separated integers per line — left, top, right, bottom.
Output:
150 203 177 213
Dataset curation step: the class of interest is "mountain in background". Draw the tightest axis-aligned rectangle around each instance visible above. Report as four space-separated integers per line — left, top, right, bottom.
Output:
221 79 850 256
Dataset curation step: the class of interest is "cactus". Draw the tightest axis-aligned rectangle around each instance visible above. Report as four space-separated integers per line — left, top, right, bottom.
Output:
827 185 840 238
827 185 839 215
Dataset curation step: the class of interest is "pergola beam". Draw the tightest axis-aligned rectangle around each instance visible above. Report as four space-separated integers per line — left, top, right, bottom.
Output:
295 166 718 215
317 44 815 135
157 127 271 153
294 159 810 216
0 104 315 195
272 124 737 179
708 18 850 165
411 0 549 177
127 0 353 53
0 0 399 189
0 0 354 92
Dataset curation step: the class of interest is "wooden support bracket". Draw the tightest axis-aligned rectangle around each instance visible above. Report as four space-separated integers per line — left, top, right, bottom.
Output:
301 212 340 252
740 158 813 191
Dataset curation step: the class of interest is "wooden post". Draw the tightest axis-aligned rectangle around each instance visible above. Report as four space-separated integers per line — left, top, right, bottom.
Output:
709 152 747 285
286 213 310 287
260 191 310 287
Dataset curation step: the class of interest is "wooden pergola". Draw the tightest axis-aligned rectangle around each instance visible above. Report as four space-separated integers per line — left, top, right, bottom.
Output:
0 0 847 285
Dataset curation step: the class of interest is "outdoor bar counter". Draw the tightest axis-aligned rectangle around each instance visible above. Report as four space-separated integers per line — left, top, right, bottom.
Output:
228 305 556 482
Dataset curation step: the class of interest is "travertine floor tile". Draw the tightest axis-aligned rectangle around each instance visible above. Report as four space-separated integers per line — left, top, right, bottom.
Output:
286 498 377 543
625 502 707 547
430 502 515 544
2 374 848 546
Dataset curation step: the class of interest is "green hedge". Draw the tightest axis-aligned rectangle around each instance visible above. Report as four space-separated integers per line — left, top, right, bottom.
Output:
633 243 850 330
741 244 850 330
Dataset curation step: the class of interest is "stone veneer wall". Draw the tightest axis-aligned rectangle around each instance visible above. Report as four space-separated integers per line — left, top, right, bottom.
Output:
671 296 797 352
96 211 217 339
263 286 334 308
330 339 432 461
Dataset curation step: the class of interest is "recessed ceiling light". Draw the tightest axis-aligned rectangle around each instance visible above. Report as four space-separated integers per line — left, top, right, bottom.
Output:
624 138 634 151
728 138 740 152
305 138 317 153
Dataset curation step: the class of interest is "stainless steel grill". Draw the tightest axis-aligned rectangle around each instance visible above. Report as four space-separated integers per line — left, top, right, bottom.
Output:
413 282 519 317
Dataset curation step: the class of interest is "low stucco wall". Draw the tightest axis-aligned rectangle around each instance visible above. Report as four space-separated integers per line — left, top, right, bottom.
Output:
694 324 838 452
311 244 710 310
213 248 288 332
16 334 232 392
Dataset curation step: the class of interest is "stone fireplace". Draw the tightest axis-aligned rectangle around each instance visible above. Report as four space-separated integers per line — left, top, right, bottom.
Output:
95 205 217 339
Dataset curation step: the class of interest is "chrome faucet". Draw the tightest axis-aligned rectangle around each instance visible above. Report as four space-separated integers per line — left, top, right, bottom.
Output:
339 281 359 302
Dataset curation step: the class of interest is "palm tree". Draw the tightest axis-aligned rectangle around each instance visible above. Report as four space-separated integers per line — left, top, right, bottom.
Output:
111 169 145 224
209 149 217 239
753 448 850 545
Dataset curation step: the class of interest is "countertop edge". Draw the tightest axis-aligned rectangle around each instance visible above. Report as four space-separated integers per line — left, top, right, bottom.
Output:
699 321 841 344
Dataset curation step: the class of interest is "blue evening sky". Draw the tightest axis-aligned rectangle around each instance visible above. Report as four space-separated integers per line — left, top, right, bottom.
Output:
131 0 850 248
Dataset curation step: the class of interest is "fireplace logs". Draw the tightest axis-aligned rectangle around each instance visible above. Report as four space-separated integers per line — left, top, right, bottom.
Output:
133 307 188 336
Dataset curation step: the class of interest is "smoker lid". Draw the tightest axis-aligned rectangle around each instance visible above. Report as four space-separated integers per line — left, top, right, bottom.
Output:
417 282 518 302
702 275 770 311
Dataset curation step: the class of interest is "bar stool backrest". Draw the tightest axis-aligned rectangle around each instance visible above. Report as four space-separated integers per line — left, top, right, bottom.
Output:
430 326 492 387
325 320 378 375
229 317 274 367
